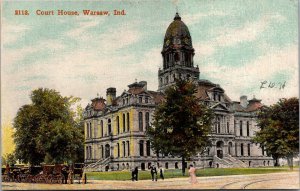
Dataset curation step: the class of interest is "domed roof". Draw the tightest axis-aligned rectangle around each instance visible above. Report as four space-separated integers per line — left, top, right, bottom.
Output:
163 13 192 48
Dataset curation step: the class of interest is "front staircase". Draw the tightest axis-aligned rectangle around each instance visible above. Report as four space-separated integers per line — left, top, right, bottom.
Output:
213 154 247 168
84 157 111 172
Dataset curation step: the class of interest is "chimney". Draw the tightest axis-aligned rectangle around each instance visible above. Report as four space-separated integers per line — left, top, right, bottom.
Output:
240 95 248 108
106 87 116 106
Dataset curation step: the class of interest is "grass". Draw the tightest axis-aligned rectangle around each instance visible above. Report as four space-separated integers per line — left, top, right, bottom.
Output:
86 167 295 180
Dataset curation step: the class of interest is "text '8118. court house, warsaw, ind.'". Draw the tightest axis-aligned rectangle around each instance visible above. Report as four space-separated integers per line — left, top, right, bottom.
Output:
15 9 126 16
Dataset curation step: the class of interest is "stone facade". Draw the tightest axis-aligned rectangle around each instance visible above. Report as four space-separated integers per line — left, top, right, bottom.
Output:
83 13 273 171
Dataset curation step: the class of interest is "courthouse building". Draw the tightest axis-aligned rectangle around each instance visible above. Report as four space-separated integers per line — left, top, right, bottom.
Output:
83 13 273 171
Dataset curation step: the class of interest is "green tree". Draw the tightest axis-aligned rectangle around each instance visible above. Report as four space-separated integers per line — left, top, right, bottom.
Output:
13 88 84 165
5 153 17 167
253 97 299 169
146 79 214 175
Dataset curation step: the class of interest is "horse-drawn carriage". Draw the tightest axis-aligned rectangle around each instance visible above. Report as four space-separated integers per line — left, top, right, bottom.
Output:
2 163 85 184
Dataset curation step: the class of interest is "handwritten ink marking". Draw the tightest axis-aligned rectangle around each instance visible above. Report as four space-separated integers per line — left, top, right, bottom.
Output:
260 80 286 90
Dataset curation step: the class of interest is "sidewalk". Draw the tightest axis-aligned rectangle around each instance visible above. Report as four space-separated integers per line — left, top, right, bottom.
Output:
2 171 299 190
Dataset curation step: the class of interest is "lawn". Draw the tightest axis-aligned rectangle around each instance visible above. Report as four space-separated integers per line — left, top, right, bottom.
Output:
86 167 294 180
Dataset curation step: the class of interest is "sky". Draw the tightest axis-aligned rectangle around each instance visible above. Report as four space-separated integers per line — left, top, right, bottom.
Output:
1 0 298 131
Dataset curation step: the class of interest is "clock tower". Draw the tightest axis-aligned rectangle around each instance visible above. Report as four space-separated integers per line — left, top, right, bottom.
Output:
158 12 200 91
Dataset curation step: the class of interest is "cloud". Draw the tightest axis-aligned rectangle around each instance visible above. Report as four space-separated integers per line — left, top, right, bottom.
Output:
201 45 298 104
194 13 286 58
2 18 30 45
183 11 228 26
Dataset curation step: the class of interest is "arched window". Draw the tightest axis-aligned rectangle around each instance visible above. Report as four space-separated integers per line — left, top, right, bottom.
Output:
145 112 150 130
107 119 111 135
248 143 251 156
117 143 120 157
228 142 232 155
127 141 130 156
94 122 97 138
105 144 110 158
247 121 250 136
139 112 143 131
146 141 151 156
139 140 144 156
241 143 244 156
101 145 104 158
89 122 92 138
123 113 126 132
101 120 103 137
227 122 230 133
122 141 126 157
240 121 243 136
127 113 130 132
86 123 90 138
174 52 180 62
116 116 120 134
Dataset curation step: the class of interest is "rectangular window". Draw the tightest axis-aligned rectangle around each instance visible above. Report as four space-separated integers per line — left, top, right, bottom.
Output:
241 143 244 156
139 97 142 103
145 112 150 130
127 113 130 132
139 140 144 156
127 141 130 156
247 121 250 136
240 121 243 136
248 144 251 156
139 112 143 131
145 97 149 103
123 114 126 132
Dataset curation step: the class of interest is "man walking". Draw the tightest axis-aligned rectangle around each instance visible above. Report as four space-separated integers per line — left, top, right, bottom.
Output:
150 165 157 181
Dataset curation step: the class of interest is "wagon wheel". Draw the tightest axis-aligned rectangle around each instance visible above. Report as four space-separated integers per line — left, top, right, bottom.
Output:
47 174 53 184
25 174 32 183
2 174 9 182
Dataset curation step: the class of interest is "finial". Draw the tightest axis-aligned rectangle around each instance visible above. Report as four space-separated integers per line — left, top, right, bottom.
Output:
174 10 181 20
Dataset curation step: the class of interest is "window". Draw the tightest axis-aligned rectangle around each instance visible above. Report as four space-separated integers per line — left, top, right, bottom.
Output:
126 97 129 104
145 97 149 103
123 99 125 105
218 94 221 101
122 141 126 157
105 144 110 158
247 121 250 136
241 143 244 156
101 145 104 158
101 120 103 137
262 146 265 156
240 121 243 136
127 113 130 132
117 116 120 134
228 142 232 155
86 123 90 138
213 93 216 101
227 122 229 133
146 141 151 156
173 74 176 81
139 140 144 156
139 112 143 131
127 141 130 156
165 76 169 84
248 143 251 156
216 117 220 133
174 52 180 62
145 112 150 130
139 97 142 103
123 113 126 132
94 122 97 138
108 119 111 135
117 143 120 157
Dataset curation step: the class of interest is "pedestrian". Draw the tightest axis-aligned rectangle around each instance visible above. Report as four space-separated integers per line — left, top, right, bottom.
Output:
134 167 139 181
131 168 135 181
159 166 164 180
150 165 157 181
188 164 198 184
61 166 68 184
